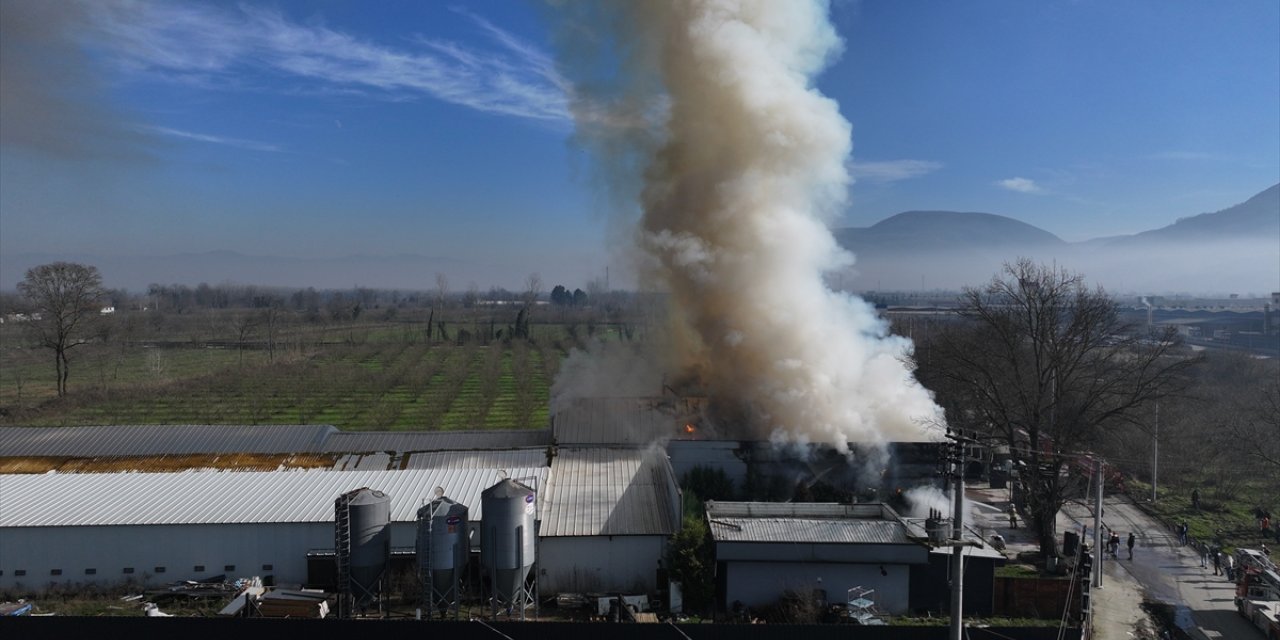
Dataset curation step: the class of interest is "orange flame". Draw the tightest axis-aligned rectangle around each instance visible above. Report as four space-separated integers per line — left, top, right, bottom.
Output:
684 424 696 434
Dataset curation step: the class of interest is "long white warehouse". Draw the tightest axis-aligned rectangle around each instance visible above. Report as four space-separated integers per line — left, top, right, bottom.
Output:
0 466 546 591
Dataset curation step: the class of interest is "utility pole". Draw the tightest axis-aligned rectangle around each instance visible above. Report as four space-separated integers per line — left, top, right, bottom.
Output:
941 431 978 640
1093 457 1104 589
950 457 965 640
1151 403 1159 503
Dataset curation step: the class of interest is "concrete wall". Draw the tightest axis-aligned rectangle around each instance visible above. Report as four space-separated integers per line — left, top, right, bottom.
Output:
539 536 666 594
722 561 911 614
0 521 419 592
909 553 999 615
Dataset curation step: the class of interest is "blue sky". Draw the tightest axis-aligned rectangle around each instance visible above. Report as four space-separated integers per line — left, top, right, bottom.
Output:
1 0 1277 290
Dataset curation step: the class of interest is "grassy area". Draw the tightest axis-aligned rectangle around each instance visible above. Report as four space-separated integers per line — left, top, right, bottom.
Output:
1 331 567 430
994 564 1042 579
1129 478 1279 553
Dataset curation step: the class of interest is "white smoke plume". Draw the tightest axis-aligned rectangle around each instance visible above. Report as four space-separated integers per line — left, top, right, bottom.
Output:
551 0 944 448
903 485 975 529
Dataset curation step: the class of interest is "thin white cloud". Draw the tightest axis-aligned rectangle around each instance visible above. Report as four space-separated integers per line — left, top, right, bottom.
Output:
82 2 571 123
849 159 942 183
144 126 281 152
997 177 1042 193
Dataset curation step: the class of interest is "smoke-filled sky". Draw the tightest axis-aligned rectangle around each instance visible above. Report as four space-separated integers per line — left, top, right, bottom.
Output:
554 0 945 444
1 0 1277 292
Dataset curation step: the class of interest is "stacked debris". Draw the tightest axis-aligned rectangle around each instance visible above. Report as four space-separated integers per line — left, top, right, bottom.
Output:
0 601 33 616
255 590 330 618
146 576 239 603
218 579 330 619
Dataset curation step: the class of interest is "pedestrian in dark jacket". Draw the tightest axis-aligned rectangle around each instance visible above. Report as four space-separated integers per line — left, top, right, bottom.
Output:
1127 532 1136 560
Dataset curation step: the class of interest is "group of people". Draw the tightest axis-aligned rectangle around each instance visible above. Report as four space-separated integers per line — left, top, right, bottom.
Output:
1201 544 1233 578
1104 530 1137 560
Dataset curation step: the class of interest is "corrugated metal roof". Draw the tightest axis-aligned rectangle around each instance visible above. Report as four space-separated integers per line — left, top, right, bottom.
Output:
708 517 910 544
321 428 552 452
0 466 547 528
552 397 705 445
0 424 337 457
0 425 554 459
706 502 912 544
404 449 548 469
540 447 681 537
707 502 898 519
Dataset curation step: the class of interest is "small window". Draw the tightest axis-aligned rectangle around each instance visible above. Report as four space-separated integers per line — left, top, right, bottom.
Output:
14 570 26 577
85 568 97 576
194 565 205 572
154 566 166 574
261 564 273 571
223 565 236 572
123 567 135 574
50 569 62 576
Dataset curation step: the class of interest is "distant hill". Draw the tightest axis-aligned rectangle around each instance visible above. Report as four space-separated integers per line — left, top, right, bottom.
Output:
831 183 1279 294
1111 183 1280 245
834 210 1065 253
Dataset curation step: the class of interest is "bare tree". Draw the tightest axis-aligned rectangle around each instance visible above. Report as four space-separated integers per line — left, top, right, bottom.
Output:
434 273 450 309
919 259 1199 557
259 299 286 364
523 272 543 307
1226 376 1280 475
17 262 106 396
229 313 258 367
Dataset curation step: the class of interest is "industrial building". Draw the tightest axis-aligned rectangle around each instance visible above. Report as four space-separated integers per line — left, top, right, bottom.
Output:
705 501 926 614
539 446 681 594
0 465 545 591
0 422 679 598
0 407 998 616
704 501 1002 616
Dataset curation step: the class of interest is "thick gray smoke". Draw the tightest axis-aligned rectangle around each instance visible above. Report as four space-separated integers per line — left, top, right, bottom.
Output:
552 1 944 448
0 1 154 159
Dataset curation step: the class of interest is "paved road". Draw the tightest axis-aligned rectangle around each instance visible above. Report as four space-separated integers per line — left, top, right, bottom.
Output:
1061 496 1262 640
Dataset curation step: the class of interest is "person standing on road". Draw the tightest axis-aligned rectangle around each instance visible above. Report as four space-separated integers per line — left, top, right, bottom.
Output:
1226 552 1235 581
1199 543 1208 568
1178 522 1188 545
1127 532 1136 560
1212 547 1221 575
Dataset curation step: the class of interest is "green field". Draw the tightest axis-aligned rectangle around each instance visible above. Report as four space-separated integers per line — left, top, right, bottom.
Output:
0 319 580 430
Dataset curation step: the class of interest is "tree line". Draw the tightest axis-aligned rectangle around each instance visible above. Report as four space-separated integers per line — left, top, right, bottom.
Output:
4 262 643 399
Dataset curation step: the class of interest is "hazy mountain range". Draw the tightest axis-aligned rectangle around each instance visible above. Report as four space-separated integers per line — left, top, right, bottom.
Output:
833 183 1279 295
2 184 1277 296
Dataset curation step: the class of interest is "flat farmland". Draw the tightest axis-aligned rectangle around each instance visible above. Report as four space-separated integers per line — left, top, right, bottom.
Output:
0 325 570 430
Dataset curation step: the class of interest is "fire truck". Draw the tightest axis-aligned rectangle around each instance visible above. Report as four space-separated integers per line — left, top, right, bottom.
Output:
1234 549 1280 639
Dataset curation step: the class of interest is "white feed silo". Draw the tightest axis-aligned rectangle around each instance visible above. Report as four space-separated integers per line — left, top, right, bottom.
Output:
416 488 470 618
480 476 537 619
